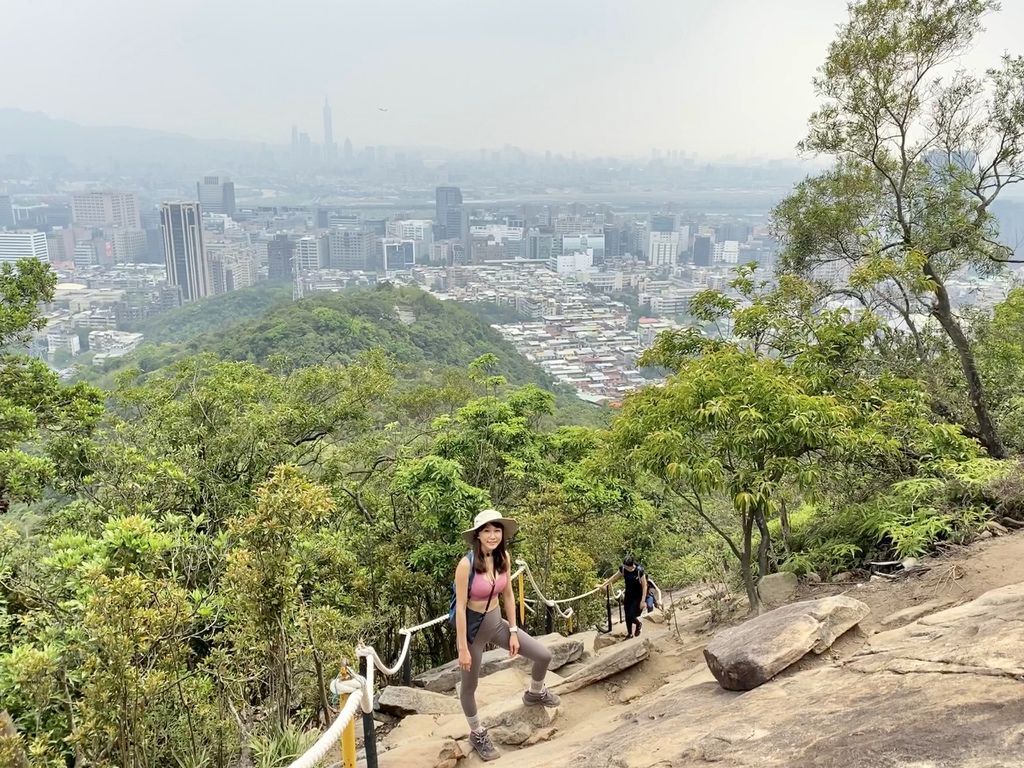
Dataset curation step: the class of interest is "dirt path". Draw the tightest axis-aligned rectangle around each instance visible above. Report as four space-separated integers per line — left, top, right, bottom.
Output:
373 530 1024 768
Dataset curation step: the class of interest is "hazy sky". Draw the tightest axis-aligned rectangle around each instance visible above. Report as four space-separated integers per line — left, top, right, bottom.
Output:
3 0 1023 159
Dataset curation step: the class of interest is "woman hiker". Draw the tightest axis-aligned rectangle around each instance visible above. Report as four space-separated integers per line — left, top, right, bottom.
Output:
599 555 648 638
453 509 561 761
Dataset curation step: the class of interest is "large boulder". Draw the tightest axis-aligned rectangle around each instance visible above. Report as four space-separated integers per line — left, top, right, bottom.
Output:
377 685 462 717
554 638 650 694
757 572 798 606
703 595 869 691
413 632 582 693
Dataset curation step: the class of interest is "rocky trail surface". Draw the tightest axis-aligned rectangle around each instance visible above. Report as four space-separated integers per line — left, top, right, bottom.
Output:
358 531 1024 768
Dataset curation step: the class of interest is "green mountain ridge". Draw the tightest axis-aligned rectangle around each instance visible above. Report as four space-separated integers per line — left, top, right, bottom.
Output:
86 283 603 423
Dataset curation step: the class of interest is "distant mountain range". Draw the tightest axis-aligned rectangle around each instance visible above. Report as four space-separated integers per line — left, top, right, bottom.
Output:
0 108 277 170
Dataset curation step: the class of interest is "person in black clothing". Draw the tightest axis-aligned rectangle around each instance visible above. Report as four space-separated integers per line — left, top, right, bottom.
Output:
600 556 648 638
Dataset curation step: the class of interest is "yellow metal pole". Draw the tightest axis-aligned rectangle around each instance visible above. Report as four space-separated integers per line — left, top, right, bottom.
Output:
517 572 525 625
342 718 358 768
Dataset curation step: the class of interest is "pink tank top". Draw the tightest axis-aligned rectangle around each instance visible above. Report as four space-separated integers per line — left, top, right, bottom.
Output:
469 568 508 601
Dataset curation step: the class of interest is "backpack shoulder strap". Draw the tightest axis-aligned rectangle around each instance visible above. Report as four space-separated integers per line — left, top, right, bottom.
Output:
466 551 476 590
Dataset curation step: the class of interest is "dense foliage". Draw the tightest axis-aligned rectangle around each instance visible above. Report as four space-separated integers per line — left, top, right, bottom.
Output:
4 2 1024 764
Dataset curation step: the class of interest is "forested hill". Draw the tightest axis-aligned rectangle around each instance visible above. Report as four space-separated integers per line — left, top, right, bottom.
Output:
125 282 292 345
97 284 600 420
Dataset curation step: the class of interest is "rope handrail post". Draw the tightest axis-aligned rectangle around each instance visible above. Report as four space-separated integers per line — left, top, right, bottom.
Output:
605 585 612 634
545 605 553 635
401 651 412 686
358 655 379 768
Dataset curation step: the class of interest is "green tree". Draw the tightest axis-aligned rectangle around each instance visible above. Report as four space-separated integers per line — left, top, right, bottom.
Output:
773 0 1024 458
0 259 103 514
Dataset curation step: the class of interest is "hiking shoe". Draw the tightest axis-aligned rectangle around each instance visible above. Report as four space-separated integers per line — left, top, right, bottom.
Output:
470 729 500 761
523 687 561 707
635 625 642 638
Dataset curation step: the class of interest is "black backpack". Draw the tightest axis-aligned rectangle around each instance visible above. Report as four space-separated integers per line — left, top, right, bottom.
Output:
448 551 475 626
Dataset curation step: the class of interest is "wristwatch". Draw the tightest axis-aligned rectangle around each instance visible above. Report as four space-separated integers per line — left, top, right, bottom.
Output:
509 626 519 634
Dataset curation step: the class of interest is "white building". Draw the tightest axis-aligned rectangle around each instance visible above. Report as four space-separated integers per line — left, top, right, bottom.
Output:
648 231 681 267
713 240 740 265
294 236 327 271
47 332 81 357
88 330 144 355
549 250 594 274
0 230 49 264
71 192 141 229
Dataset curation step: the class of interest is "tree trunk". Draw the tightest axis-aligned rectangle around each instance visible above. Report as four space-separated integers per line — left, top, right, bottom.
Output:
754 506 771 580
741 512 760 615
926 265 1007 458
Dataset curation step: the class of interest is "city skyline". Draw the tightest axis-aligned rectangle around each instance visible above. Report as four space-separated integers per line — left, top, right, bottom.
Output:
4 0 1023 159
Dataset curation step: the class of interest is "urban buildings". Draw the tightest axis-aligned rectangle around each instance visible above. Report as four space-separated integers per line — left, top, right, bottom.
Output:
294 235 327 272
267 234 295 282
0 230 49 263
435 186 465 241
327 228 374 270
0 195 14 229
160 202 210 302
71 192 141 229
196 176 236 217
648 230 681 266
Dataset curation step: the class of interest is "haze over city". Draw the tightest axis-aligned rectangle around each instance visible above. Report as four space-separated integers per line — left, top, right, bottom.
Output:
4 0 1024 159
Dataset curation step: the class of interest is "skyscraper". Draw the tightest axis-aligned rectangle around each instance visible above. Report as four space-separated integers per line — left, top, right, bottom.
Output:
71 191 141 228
196 176 236 217
323 98 336 161
0 195 14 229
267 234 295 282
435 186 465 241
160 202 211 303
692 235 713 267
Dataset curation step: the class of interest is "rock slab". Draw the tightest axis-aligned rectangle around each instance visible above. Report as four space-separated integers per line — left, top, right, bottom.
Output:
703 595 869 691
414 632 582 693
848 583 1024 677
377 685 462 716
554 638 650 694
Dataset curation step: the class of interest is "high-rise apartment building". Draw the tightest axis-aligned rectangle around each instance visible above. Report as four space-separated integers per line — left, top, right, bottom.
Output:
381 239 416 271
71 192 141 228
692 235 713 267
0 230 49 264
267 234 295 282
435 186 465 241
196 176 236 217
0 195 14 229
46 228 75 265
294 235 327 271
648 231 681 267
327 229 374 270
160 202 211 303
113 229 148 263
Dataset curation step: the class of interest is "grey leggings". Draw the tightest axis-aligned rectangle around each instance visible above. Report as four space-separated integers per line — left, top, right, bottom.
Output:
460 608 552 718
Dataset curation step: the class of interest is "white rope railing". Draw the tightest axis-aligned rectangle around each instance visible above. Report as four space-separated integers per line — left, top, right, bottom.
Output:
515 558 619 619
357 565 527 679
286 674 364 768
288 559 623 768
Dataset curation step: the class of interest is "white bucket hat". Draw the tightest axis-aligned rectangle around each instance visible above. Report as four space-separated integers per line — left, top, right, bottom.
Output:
462 508 519 546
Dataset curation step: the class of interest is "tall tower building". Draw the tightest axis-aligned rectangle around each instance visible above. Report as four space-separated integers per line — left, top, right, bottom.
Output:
267 234 295 282
160 202 210 303
323 98 336 161
196 176 236 217
71 191 141 228
435 186 464 240
0 195 14 229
